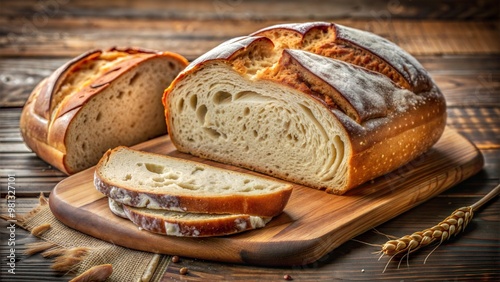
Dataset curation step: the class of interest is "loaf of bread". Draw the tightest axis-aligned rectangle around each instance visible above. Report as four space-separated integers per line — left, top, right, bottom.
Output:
163 22 447 194
108 198 271 237
94 146 293 217
20 47 188 174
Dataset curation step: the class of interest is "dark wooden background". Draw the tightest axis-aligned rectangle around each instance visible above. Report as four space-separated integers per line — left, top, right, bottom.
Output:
1 0 499 281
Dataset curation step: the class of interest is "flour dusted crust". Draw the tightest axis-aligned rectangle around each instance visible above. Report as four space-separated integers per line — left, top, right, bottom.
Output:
163 22 447 194
20 47 188 174
121 203 271 237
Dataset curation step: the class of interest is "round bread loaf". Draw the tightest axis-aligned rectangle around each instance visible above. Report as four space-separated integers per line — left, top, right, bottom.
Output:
163 22 447 194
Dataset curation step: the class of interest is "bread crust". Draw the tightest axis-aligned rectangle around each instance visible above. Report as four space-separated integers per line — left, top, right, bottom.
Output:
163 22 447 194
121 203 271 237
94 147 293 217
251 22 432 92
20 47 188 174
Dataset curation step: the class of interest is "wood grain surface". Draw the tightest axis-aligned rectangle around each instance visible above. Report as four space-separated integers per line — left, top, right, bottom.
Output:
48 127 483 266
1 0 499 280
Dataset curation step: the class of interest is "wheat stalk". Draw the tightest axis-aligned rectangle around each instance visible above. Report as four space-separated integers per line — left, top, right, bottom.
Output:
378 184 499 271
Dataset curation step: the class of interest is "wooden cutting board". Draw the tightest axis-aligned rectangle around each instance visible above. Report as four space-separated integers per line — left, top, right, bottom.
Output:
49 127 483 266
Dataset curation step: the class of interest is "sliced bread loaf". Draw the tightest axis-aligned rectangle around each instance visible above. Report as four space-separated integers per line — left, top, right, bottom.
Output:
94 146 293 217
20 47 188 174
163 22 446 194
108 198 271 237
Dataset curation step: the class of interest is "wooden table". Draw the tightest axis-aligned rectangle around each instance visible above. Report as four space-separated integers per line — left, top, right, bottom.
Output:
1 0 499 280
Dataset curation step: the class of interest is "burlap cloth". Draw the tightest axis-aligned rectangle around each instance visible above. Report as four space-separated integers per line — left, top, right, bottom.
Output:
11 196 170 281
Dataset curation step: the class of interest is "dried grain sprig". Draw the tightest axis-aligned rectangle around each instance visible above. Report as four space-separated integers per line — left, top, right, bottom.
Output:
24 241 58 256
51 247 89 272
31 223 51 236
379 183 499 272
69 264 113 282
380 206 473 256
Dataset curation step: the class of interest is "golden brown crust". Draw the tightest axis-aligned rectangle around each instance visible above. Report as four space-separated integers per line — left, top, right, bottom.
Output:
164 22 447 194
21 48 189 174
20 78 71 173
34 50 102 120
338 89 447 191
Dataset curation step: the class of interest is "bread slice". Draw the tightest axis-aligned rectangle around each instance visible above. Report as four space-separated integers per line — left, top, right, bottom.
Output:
163 22 447 194
94 146 293 217
108 198 270 237
108 197 128 219
20 47 188 174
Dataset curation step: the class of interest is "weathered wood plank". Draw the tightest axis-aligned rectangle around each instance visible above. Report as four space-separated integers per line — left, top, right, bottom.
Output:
0 19 499 57
447 108 500 150
0 220 70 281
2 0 498 20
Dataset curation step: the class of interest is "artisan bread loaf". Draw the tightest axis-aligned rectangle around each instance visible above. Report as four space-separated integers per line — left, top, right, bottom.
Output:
20 47 188 174
107 198 270 237
163 22 447 195
94 146 293 217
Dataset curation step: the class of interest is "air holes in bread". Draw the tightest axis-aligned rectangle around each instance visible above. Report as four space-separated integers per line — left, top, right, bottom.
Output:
129 73 140 85
192 166 205 174
123 174 132 181
196 104 207 124
190 95 198 109
204 128 223 139
234 91 256 101
178 98 185 112
144 163 165 174
213 91 232 105
152 177 164 183
253 185 265 190
96 112 102 122
177 183 198 190
165 173 179 180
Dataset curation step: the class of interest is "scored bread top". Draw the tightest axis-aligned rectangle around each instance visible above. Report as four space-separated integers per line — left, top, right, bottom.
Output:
94 146 293 217
36 47 182 123
251 22 432 92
